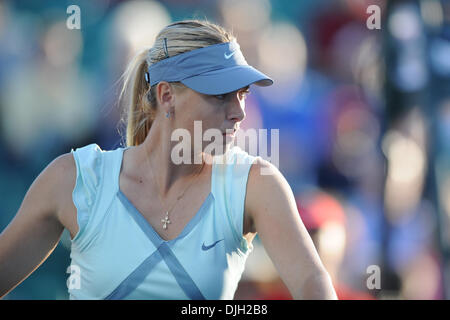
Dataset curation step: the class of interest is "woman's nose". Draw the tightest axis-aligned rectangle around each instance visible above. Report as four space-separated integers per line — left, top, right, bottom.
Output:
227 94 246 123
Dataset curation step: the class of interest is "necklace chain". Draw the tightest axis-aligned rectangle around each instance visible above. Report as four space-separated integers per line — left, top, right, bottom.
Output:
147 158 205 230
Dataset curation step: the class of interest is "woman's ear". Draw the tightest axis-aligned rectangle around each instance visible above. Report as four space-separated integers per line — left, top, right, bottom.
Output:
156 81 176 114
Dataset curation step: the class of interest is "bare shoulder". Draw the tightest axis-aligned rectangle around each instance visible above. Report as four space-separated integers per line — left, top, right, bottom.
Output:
50 151 77 189
33 152 78 233
247 157 292 200
245 157 298 223
43 152 77 196
248 157 282 180
46 153 78 234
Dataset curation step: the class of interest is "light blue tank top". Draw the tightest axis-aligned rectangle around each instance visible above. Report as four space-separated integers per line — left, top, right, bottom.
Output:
67 143 258 300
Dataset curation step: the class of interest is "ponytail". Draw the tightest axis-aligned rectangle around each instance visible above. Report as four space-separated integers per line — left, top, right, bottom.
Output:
118 49 156 147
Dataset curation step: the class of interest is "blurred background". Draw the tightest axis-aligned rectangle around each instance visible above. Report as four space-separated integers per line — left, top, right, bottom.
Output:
0 0 449 300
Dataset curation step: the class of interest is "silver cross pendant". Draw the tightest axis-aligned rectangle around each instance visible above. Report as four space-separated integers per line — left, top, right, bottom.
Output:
161 211 171 230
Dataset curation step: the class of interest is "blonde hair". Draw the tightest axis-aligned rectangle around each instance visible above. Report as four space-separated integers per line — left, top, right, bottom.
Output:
118 20 235 147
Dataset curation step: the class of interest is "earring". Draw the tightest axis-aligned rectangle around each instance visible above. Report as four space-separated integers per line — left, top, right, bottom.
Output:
165 111 170 118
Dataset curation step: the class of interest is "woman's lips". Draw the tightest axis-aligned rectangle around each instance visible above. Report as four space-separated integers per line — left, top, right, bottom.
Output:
222 130 236 143
223 131 235 137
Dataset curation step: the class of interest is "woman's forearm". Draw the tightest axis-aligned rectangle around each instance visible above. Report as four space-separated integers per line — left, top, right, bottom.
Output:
293 271 338 300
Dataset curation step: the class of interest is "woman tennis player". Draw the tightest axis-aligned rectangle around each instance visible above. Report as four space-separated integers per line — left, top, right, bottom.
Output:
0 20 337 300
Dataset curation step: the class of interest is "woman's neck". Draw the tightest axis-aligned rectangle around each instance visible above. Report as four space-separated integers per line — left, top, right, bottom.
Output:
136 121 207 196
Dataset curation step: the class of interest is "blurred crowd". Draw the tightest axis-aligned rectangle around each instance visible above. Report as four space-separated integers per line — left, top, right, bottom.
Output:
0 0 449 300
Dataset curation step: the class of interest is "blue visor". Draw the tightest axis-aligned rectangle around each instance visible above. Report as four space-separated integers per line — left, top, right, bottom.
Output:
147 41 273 95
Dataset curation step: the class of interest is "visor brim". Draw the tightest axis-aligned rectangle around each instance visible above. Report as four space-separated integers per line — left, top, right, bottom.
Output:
181 65 273 95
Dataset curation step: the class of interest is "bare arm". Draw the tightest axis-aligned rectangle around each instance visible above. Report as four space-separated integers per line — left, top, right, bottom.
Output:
245 158 337 300
0 153 76 298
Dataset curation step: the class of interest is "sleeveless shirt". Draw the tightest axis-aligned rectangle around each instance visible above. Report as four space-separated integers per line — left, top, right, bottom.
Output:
67 143 258 299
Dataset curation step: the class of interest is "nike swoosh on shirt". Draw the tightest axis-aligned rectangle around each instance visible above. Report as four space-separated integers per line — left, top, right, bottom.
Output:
202 239 224 251
224 51 236 59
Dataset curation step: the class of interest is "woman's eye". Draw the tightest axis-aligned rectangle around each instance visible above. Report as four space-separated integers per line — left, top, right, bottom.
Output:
213 89 250 101
214 94 227 100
